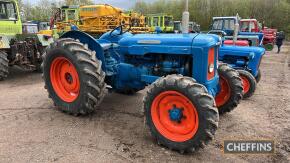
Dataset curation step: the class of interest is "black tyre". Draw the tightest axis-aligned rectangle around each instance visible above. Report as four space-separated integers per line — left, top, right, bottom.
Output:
42 38 106 115
0 51 9 81
255 69 261 83
143 74 219 153
237 70 257 99
215 64 243 114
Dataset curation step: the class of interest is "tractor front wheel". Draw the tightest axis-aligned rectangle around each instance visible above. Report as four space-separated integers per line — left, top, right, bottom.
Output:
238 70 257 99
0 51 9 81
42 38 106 115
144 75 219 153
215 64 243 114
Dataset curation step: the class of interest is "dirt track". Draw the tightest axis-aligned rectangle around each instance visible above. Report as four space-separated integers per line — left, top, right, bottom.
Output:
0 44 290 163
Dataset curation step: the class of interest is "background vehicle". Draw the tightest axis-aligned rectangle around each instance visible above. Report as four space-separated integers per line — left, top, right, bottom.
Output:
210 16 237 36
209 16 277 51
218 44 265 98
51 4 149 37
240 19 277 51
42 27 243 153
209 16 263 47
209 16 265 98
0 0 53 81
174 21 200 33
145 13 174 33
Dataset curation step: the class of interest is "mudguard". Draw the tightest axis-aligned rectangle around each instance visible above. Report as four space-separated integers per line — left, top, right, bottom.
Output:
60 30 106 71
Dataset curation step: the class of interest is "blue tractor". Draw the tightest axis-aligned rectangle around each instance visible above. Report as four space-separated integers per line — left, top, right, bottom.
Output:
42 25 243 153
219 44 265 98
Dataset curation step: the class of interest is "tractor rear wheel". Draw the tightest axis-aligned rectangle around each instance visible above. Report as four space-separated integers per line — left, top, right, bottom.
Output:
255 69 261 83
143 75 219 153
215 64 243 114
42 38 106 115
237 70 257 99
0 51 9 81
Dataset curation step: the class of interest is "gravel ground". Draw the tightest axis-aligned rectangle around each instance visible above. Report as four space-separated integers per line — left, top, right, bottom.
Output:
0 44 289 163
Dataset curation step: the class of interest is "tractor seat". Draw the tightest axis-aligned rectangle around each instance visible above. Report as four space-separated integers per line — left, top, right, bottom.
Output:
224 40 249 46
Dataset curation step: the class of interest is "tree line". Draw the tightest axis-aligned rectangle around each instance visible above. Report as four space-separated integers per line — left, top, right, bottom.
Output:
134 0 290 36
17 0 93 22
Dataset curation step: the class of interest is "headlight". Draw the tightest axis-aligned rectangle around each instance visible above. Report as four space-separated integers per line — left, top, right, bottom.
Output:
208 63 214 73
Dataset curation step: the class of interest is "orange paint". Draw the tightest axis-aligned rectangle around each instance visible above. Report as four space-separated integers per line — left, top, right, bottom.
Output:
50 57 80 103
151 91 199 142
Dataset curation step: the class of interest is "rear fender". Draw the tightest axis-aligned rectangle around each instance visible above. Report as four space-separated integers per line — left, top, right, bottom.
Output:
60 31 106 71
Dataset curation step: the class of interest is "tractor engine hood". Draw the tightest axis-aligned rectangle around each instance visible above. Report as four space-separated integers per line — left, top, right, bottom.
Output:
118 33 220 55
220 45 265 56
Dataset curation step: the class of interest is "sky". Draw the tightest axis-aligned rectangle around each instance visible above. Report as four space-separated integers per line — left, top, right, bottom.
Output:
23 0 156 9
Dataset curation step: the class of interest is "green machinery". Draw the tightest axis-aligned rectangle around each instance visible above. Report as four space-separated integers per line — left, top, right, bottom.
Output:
145 13 174 33
0 0 53 80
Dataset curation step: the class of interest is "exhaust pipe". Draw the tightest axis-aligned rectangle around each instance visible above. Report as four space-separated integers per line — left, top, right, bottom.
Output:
233 13 240 45
182 0 189 34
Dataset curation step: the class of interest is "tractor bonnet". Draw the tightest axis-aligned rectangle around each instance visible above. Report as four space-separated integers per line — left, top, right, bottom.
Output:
118 33 220 56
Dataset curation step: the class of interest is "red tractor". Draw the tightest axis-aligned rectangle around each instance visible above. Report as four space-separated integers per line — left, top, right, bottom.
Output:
240 19 277 51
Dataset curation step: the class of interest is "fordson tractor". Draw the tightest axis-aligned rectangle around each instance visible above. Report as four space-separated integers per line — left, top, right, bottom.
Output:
218 44 265 99
0 0 53 81
42 25 243 153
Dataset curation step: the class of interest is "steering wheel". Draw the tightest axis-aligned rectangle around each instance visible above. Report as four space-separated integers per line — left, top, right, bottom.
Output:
109 24 131 36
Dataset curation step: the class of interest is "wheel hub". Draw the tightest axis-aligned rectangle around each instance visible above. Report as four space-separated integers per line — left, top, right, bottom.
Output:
151 91 199 142
169 105 185 122
65 73 73 84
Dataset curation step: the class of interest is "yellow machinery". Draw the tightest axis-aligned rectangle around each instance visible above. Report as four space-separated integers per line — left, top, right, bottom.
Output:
78 4 130 34
52 4 149 35
126 11 150 34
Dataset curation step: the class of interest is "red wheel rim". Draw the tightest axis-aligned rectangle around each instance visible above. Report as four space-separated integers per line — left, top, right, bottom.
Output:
50 57 80 102
151 91 199 142
215 77 231 107
241 76 250 94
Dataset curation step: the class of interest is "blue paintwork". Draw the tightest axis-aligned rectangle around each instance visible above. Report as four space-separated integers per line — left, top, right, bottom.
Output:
219 45 265 77
169 107 183 122
61 30 221 97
